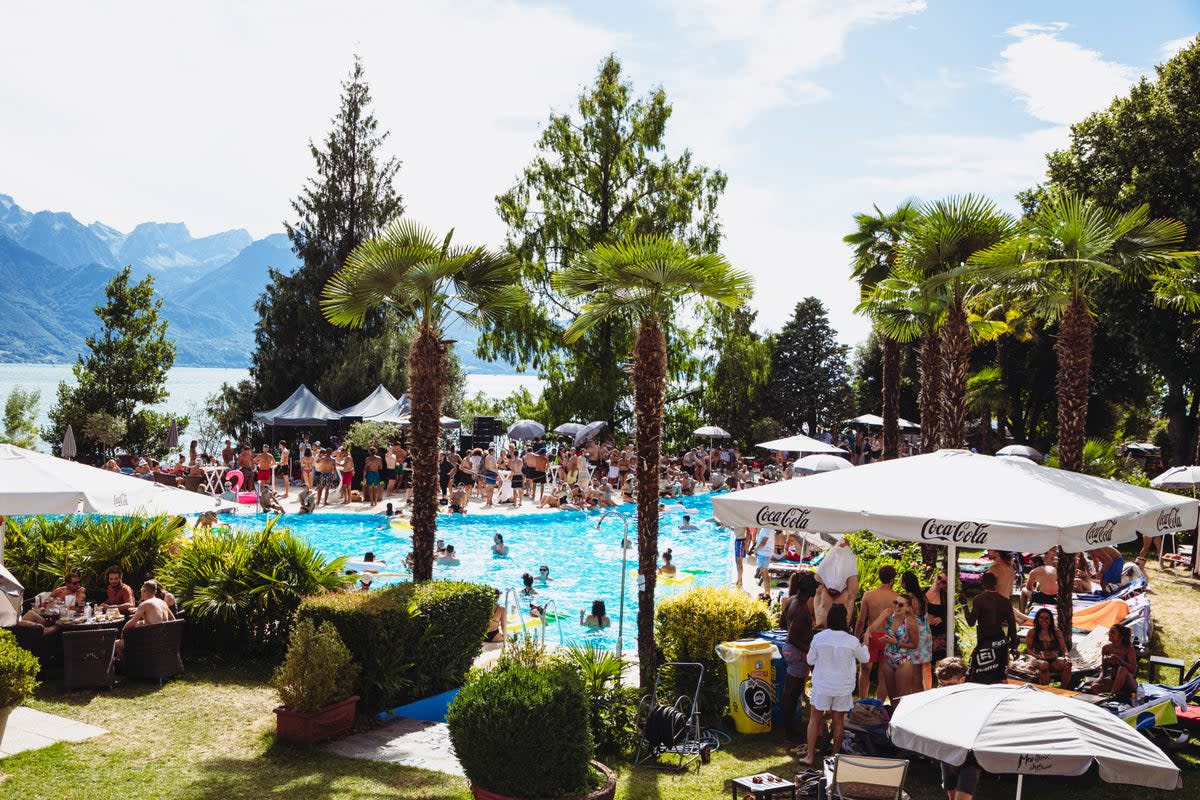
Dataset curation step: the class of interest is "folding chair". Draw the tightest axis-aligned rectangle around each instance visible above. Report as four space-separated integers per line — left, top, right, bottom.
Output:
819 754 911 800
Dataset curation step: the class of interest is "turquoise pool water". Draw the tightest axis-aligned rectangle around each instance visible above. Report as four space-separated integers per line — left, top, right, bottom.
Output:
238 494 730 649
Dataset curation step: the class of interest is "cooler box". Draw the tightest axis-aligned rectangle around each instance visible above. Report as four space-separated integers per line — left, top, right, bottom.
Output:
715 638 780 734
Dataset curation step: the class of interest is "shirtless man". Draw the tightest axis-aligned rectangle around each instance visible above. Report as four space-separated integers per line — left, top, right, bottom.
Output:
1020 549 1060 612
254 444 276 493
315 448 337 507
115 580 175 660
221 439 235 467
50 572 87 607
335 446 355 504
481 447 499 508
855 565 899 698
363 447 383 507
383 444 398 496
964 572 1018 683
507 450 525 507
986 550 1016 599
277 440 290 498
1090 546 1125 590
388 442 408 498
522 448 548 503
237 444 255 489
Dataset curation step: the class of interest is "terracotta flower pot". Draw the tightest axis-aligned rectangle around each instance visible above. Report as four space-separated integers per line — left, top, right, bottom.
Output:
470 760 616 800
274 695 359 744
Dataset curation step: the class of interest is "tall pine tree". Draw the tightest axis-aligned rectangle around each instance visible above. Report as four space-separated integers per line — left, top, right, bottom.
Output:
768 297 852 438
227 56 405 418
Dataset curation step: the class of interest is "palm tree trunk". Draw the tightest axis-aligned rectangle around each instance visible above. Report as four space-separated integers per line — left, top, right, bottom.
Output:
1053 296 1094 647
633 315 666 689
918 333 942 453
408 323 446 582
939 300 971 449
881 336 900 460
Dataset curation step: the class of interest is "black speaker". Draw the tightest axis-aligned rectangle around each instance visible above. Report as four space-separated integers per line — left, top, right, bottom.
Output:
459 434 475 455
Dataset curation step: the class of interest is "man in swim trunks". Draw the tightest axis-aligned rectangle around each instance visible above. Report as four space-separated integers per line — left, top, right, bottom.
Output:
1020 549 1060 612
363 447 383 507
732 527 750 587
382 442 397 494
388 442 408 498
522 448 548 504
855 565 898 699
276 440 290 498
1090 546 1125 590
238 444 255 490
254 444 276 493
315 447 338 507
964 572 1017 684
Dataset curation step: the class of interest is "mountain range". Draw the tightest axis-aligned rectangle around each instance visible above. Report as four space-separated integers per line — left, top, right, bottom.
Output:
0 194 497 371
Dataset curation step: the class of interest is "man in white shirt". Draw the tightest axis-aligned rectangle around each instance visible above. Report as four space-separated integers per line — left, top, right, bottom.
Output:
796 604 869 765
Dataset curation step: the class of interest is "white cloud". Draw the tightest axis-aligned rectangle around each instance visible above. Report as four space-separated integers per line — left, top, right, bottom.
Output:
991 22 1138 125
0 1 624 240
883 67 967 111
1160 35 1195 61
856 127 1070 209
657 0 926 159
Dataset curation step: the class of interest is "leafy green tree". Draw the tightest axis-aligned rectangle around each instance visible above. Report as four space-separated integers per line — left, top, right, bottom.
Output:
0 388 40 448
322 220 524 582
846 202 918 458
766 298 853 440
484 55 727 429
43 267 180 462
1044 37 1200 464
458 387 550 433
223 56 405 426
555 235 752 687
904 195 1014 449
700 305 772 449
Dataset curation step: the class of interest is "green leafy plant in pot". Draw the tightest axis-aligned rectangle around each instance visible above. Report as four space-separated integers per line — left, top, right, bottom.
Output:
447 654 616 800
0 629 40 740
272 618 361 744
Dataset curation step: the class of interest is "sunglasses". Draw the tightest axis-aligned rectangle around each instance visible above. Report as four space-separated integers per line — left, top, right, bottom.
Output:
68 580 80 586
539 568 549 573
892 600 909 607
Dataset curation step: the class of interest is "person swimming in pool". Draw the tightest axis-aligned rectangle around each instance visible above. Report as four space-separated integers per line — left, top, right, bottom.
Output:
536 564 553 584
492 533 509 556
679 514 698 531
580 599 610 628
658 548 678 575
436 545 460 566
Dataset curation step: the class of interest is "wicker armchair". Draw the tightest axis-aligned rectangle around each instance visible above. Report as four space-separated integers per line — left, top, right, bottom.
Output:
5 623 60 669
122 619 185 685
63 628 117 690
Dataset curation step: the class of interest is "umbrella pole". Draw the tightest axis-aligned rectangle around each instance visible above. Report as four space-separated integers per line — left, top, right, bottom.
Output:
947 544 957 658
1015 772 1023 800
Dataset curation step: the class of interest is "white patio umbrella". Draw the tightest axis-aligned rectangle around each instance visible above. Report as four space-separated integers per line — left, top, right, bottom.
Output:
996 444 1043 463
0 443 233 559
791 453 852 475
711 449 1199 656
845 413 920 430
694 425 731 438
1151 465 1200 493
756 433 847 454
889 683 1182 797
61 424 77 460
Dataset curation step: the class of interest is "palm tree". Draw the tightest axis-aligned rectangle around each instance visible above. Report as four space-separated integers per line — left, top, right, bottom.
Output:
904 195 1014 449
554 235 752 687
322 220 525 581
846 201 918 460
973 191 1191 644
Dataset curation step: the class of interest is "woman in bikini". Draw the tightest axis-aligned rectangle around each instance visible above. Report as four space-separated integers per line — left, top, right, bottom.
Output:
1025 608 1071 686
299 446 314 489
484 589 506 643
867 593 917 700
1089 625 1137 696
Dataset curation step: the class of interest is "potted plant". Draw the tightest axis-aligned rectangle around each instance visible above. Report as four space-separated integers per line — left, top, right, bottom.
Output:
0 629 40 741
272 618 360 744
447 654 616 800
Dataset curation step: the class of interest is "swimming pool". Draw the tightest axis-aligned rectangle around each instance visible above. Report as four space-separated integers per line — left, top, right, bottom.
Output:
238 494 730 650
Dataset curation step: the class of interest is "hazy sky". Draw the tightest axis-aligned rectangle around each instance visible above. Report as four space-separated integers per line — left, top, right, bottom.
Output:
2 1 1197 345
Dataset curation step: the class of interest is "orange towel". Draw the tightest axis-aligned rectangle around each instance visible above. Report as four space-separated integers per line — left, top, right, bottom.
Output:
1070 599 1131 631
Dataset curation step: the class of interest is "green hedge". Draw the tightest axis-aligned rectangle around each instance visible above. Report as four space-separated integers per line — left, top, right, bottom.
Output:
296 580 493 711
655 586 772 719
448 661 594 797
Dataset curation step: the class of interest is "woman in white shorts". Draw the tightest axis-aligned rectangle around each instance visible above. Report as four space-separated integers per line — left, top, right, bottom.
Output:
796 604 869 766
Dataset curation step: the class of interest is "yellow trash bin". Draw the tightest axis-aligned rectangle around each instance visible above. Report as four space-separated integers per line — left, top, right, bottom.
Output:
715 638 779 734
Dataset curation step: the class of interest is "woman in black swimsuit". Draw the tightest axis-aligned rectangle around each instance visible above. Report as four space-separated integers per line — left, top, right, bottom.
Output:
484 589 506 643
1025 608 1071 685
925 572 948 663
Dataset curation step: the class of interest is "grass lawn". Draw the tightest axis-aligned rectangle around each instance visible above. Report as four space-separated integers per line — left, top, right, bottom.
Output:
3 556 1197 800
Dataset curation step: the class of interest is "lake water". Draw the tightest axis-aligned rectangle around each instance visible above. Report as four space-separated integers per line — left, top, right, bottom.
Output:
0 364 543 449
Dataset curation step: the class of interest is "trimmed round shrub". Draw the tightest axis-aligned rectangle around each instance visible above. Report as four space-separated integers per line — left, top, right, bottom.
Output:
297 580 493 711
448 661 594 797
0 629 40 707
655 586 772 718
272 618 359 712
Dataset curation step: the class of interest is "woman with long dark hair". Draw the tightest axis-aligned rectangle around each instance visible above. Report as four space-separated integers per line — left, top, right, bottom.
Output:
1025 608 1071 686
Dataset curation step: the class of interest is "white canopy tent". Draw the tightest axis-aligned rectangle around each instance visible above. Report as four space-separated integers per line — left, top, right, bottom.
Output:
0 443 233 559
756 433 847 454
712 449 1199 656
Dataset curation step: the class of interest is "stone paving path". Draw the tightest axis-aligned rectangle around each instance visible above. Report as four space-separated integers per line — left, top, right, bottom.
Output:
0 706 106 757
324 717 464 776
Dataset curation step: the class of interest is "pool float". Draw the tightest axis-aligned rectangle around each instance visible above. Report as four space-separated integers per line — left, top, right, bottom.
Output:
507 616 544 632
388 517 413 530
236 491 257 504
630 570 695 587
659 505 699 515
225 470 244 492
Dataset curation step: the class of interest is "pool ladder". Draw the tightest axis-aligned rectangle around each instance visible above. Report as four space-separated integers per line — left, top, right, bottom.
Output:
502 588 564 649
